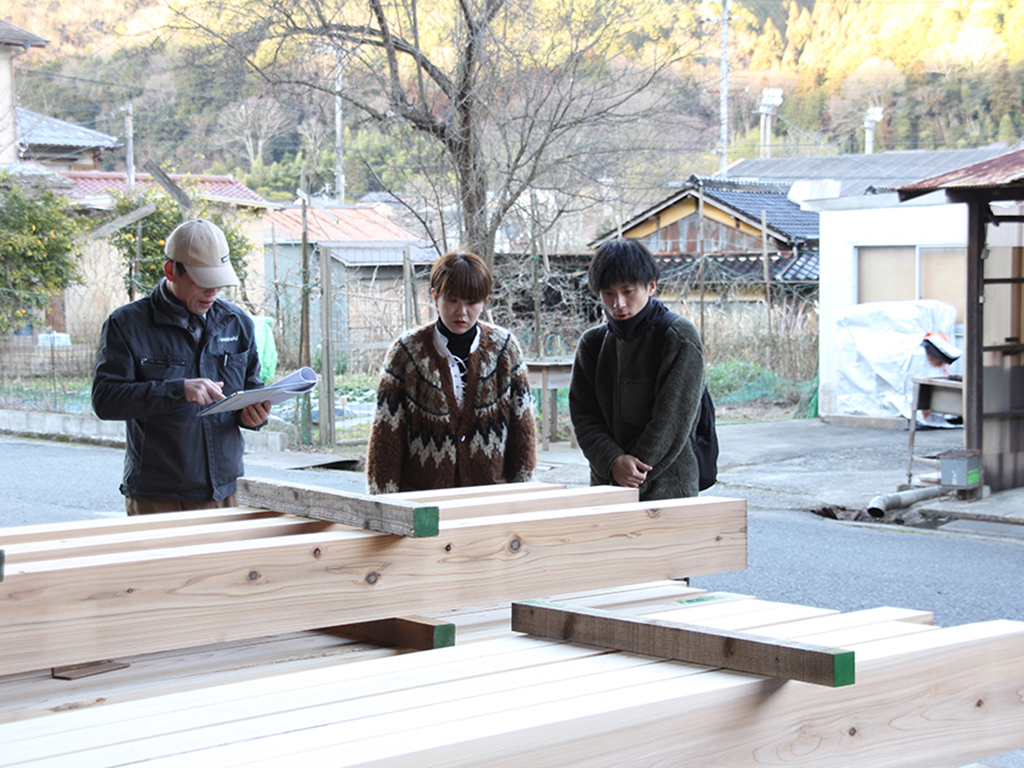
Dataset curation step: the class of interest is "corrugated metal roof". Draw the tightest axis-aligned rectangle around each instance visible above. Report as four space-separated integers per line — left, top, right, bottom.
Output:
898 148 1024 199
327 243 435 266
267 207 422 244
0 20 47 48
16 108 120 151
728 147 1013 197
64 170 267 206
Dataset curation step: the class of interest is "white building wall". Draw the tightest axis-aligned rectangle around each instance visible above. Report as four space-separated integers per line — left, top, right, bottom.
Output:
0 48 17 164
816 192 967 416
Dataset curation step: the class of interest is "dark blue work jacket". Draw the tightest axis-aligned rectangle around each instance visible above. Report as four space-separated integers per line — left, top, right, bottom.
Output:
92 280 264 501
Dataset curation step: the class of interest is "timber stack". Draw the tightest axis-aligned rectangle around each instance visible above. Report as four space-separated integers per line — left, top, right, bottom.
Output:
0 480 1021 767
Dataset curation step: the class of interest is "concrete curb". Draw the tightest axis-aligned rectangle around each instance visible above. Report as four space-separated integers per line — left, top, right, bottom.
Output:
0 408 287 453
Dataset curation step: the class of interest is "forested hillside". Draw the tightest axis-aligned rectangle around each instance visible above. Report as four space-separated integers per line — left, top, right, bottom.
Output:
6 0 1023 251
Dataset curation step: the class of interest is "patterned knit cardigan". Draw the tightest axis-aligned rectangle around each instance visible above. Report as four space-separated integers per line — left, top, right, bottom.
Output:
366 322 537 494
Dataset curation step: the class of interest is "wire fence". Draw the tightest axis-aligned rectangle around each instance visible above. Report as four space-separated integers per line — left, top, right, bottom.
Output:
1 253 820 445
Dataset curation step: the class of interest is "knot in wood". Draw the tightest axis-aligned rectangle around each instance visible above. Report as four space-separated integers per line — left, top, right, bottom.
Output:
313 548 323 559
509 537 522 553
247 571 260 582
444 543 452 552
365 571 380 585
848 727 857 737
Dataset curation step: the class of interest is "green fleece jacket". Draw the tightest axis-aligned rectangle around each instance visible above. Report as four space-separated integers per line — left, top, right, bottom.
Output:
569 315 705 500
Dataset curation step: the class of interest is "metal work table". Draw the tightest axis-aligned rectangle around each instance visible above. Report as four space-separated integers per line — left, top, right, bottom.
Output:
907 376 964 484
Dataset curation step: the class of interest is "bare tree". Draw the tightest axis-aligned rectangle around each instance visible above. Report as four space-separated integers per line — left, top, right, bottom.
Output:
166 0 708 265
216 95 295 170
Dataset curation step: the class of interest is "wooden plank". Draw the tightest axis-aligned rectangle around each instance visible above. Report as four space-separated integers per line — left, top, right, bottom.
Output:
2 516 335 564
0 633 402 726
294 621 1023 768
432 486 638 519
334 616 456 651
648 602 839 631
742 606 934 639
51 660 130 680
511 600 855 687
0 508 287 546
0 497 747 676
0 590 993 764
13 620 1020 768
387 482 562 502
236 477 440 537
0 637 613 759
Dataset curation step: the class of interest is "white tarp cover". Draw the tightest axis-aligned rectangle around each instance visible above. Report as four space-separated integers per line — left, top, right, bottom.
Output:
835 300 958 420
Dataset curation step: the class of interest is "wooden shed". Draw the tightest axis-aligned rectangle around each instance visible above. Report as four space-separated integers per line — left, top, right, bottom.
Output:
900 148 1024 492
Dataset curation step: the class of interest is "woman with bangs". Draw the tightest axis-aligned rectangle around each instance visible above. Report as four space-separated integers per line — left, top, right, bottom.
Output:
366 251 537 494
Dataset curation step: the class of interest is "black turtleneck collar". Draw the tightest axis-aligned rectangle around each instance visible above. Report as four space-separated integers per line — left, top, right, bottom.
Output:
606 297 670 342
437 319 477 361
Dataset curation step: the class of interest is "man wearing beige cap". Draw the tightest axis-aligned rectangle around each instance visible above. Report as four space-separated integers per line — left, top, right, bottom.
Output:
93 219 271 515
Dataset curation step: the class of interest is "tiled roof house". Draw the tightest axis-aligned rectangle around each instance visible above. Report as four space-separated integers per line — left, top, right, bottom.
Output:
590 175 819 287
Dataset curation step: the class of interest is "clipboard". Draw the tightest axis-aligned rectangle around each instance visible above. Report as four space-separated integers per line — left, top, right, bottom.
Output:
199 367 317 416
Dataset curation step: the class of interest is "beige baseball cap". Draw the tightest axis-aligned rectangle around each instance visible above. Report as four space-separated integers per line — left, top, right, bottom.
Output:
164 219 240 289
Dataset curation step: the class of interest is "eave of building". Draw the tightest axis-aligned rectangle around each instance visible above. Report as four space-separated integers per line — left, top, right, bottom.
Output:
590 186 799 249
0 21 47 50
622 197 786 243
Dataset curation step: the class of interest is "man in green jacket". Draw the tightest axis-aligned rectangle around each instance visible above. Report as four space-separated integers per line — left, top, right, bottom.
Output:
569 238 705 500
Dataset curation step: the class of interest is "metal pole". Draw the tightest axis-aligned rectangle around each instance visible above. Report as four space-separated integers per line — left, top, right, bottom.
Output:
299 171 312 444
319 245 335 446
698 188 706 343
402 246 415 329
762 209 772 334
334 49 346 205
718 0 731 175
124 103 135 193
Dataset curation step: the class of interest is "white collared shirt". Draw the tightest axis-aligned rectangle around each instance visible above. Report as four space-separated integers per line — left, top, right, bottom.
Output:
433 323 480 406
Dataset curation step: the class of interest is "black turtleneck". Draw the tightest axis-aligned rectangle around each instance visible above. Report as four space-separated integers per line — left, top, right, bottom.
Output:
606 297 671 342
437 319 477 362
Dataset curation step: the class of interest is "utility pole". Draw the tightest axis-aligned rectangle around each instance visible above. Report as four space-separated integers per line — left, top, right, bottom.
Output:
718 0 731 175
124 103 141 301
334 48 346 205
298 170 313 445
123 103 135 193
758 88 783 159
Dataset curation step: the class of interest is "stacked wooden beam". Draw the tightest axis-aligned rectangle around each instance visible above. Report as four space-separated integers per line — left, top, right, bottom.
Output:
2 481 1022 767
0 482 746 676
1 584 1022 767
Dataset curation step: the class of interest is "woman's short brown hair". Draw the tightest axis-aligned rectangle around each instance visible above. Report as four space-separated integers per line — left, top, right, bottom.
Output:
430 251 492 303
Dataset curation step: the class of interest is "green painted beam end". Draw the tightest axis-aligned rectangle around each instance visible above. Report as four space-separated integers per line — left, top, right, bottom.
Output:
677 592 743 606
432 622 456 648
412 506 440 538
833 650 856 687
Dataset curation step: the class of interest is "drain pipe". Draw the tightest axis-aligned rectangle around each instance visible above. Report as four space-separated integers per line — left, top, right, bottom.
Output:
867 486 946 518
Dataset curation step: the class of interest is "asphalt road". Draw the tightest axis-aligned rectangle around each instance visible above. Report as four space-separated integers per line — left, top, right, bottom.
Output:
2 434 1022 766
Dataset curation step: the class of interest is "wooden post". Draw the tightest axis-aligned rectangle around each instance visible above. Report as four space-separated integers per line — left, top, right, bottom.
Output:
236 477 439 537
966 199 986 453
512 600 855 687
319 245 335 446
402 246 414 330
698 190 706 345
299 172 312 444
761 209 773 335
